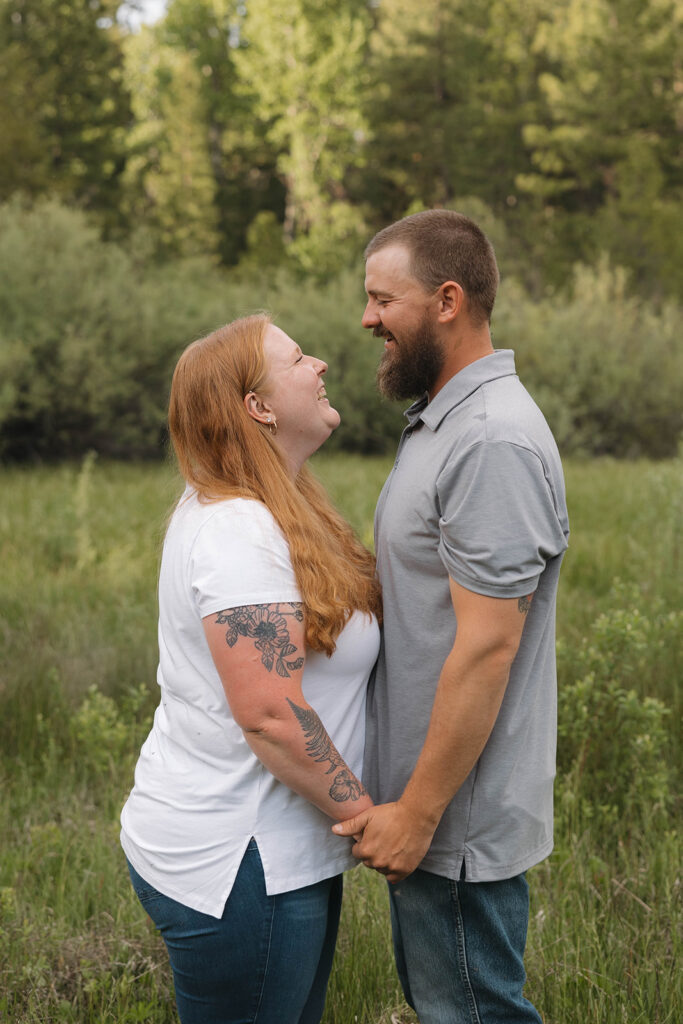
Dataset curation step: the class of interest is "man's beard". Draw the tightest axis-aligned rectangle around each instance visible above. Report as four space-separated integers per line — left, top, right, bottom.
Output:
376 316 445 401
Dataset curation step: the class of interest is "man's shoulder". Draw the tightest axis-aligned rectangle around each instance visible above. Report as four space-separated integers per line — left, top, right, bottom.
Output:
432 374 546 450
464 374 559 459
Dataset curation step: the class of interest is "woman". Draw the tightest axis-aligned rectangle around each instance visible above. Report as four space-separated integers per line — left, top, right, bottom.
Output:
120 314 382 1024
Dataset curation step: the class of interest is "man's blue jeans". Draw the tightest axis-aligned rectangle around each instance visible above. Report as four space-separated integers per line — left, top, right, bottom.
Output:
127 840 342 1024
389 868 542 1024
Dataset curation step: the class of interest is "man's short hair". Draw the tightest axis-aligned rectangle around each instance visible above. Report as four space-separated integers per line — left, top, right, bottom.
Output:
364 209 500 325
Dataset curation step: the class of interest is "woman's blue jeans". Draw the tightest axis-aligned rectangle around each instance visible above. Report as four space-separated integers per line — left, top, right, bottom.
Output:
389 868 543 1024
127 840 342 1024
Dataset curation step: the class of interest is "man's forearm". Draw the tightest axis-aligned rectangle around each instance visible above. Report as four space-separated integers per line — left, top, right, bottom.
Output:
399 639 515 828
332 585 530 881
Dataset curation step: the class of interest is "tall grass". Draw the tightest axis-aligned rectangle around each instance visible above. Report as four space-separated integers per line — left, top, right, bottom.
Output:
0 455 680 1022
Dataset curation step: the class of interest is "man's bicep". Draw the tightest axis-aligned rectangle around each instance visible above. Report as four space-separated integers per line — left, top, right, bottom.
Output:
203 602 307 725
448 578 532 657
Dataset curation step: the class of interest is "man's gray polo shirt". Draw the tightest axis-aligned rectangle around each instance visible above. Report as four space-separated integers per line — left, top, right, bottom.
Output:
364 349 569 882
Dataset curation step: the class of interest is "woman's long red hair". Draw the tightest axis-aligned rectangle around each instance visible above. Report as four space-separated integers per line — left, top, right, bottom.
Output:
168 314 382 654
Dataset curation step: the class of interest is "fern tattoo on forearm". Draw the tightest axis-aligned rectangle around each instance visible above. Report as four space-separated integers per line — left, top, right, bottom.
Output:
286 698 367 803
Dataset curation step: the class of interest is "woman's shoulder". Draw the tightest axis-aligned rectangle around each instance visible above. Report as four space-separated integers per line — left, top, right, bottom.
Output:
170 493 298 605
171 493 286 556
174 491 274 527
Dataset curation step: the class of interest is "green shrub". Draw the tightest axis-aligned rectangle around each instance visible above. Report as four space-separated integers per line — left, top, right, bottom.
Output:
0 199 403 460
69 682 153 781
2 199 681 461
556 581 677 830
0 198 231 460
496 259 683 458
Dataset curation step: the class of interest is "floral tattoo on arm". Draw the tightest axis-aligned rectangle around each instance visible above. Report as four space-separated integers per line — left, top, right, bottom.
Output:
518 594 533 615
213 602 305 677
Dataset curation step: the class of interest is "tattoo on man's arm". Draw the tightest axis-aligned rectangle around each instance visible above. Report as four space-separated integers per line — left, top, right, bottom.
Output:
286 698 367 803
213 603 305 677
518 594 533 615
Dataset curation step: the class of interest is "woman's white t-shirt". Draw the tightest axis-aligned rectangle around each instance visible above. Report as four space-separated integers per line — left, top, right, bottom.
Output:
120 492 380 918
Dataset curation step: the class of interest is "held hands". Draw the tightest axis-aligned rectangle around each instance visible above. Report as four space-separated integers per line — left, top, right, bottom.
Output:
332 801 437 884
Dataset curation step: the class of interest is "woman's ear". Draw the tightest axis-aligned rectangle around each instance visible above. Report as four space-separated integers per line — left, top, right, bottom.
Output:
244 391 274 425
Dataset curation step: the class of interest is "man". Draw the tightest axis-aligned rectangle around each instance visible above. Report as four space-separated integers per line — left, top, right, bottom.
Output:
333 210 569 1023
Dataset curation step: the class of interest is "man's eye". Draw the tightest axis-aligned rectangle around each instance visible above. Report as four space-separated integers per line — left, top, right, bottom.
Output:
295 355 303 363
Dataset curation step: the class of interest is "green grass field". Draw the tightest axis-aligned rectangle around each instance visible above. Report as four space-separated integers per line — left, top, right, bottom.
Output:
0 454 680 1023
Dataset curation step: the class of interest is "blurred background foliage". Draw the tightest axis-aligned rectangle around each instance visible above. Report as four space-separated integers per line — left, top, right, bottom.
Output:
0 0 681 461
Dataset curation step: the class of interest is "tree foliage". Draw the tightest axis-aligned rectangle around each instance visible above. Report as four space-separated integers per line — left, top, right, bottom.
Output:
518 0 683 293
362 0 544 215
159 0 284 265
0 0 132 223
122 26 220 258
0 0 681 460
0 0 679 293
520 0 681 206
234 0 373 273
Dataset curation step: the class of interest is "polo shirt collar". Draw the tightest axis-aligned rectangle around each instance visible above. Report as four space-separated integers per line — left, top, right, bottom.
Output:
404 349 517 431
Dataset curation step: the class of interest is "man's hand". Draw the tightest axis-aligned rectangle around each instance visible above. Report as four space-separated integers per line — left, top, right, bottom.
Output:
332 801 437 883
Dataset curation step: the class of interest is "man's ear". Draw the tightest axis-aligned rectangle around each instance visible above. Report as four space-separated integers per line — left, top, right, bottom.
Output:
243 391 274 425
437 281 465 323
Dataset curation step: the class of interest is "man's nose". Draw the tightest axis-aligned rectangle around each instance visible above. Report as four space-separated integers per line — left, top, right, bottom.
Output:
361 301 380 329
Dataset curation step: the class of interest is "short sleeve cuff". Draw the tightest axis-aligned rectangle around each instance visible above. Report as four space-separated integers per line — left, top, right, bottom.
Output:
441 545 542 599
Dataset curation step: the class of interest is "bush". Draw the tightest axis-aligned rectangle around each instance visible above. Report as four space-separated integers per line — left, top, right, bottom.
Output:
556 581 678 831
2 199 681 461
71 683 152 779
0 198 232 460
0 199 404 460
496 259 683 458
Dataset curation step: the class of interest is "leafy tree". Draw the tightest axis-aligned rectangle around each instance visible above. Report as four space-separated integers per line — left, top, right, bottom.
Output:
592 136 683 302
235 0 373 274
361 0 549 224
0 0 132 223
518 0 683 296
520 0 681 206
0 33 53 198
160 0 284 265
122 26 220 258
